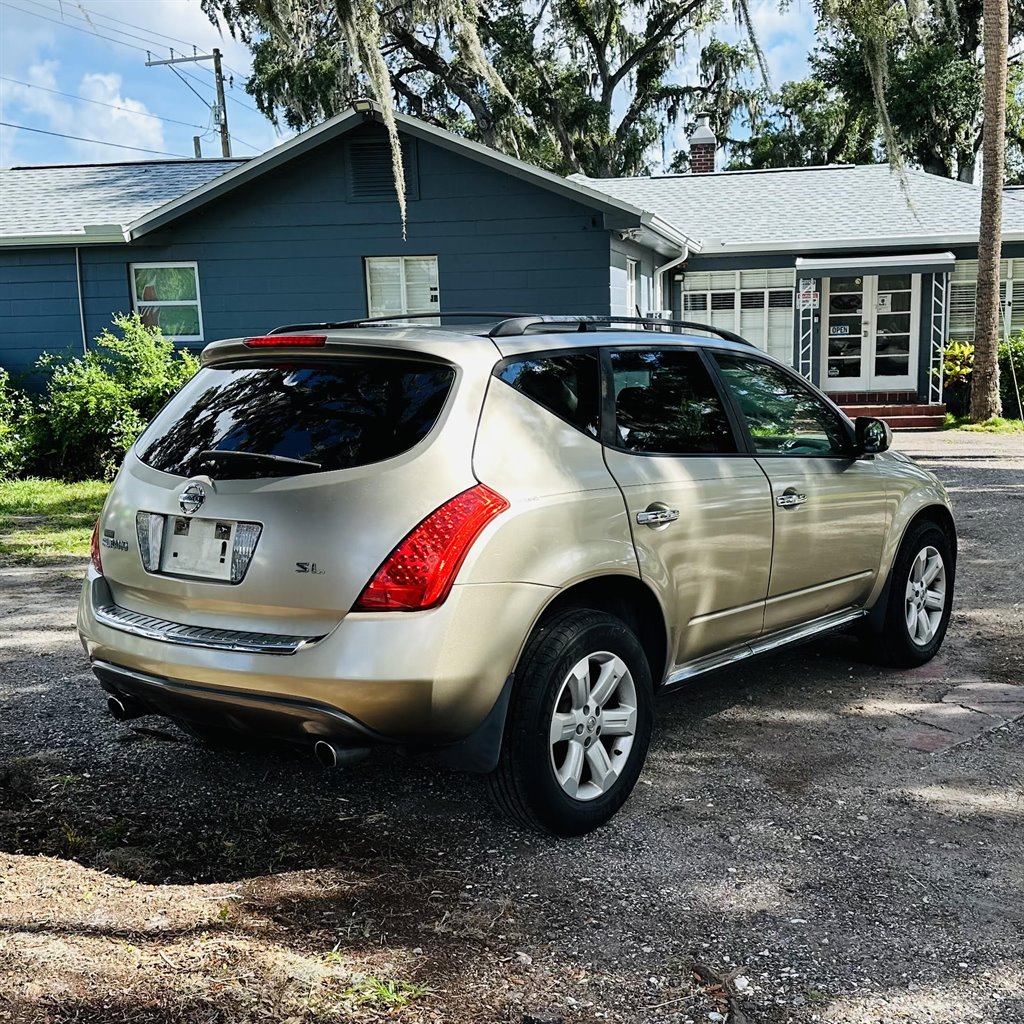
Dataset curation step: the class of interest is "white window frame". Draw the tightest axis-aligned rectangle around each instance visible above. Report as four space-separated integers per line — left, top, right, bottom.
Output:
364 255 440 319
948 258 1020 343
680 269 796 359
625 258 638 316
129 261 204 342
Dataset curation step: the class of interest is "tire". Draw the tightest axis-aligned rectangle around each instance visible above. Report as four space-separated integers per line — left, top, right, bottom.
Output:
873 520 955 668
487 608 654 836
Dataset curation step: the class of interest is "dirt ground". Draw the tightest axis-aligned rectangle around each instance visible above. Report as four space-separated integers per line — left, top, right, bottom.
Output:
1 431 1022 1024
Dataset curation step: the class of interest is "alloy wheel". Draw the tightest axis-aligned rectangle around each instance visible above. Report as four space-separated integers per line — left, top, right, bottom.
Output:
904 545 947 646
548 651 638 802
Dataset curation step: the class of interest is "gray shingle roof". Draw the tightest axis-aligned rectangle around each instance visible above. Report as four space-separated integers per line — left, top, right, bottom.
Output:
0 159 245 241
573 164 1024 253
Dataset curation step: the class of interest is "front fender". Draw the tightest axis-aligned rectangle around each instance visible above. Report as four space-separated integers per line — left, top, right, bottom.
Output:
865 450 956 608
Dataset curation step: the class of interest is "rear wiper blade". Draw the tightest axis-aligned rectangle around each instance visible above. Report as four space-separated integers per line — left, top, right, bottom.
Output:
195 450 322 473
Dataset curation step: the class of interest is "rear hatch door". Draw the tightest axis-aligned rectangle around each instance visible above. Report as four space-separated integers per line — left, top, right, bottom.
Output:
96 348 480 635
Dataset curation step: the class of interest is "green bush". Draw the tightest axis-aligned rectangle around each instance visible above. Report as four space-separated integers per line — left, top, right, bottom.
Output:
28 314 199 481
999 333 1024 419
939 335 1024 418
0 368 33 480
940 339 974 416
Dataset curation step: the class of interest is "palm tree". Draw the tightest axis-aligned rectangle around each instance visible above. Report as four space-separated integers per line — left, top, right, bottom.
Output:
819 0 1008 421
971 0 1009 420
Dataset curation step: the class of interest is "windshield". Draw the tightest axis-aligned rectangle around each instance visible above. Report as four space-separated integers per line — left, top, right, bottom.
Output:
136 358 456 479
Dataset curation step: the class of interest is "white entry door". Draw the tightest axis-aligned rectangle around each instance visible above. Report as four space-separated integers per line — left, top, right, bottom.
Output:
822 274 920 391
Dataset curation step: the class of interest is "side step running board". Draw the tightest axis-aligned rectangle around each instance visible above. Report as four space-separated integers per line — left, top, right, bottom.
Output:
663 608 867 689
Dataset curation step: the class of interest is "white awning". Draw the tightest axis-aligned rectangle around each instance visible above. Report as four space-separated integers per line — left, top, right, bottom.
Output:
795 252 956 277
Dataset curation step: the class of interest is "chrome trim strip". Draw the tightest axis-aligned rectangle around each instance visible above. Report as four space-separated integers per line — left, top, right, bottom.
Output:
664 607 867 689
764 570 873 606
93 603 324 655
689 597 766 627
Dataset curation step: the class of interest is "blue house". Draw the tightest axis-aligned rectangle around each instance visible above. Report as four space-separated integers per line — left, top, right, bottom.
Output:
3 101 1023 423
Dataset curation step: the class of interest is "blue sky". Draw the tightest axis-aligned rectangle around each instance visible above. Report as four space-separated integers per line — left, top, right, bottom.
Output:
0 0 816 169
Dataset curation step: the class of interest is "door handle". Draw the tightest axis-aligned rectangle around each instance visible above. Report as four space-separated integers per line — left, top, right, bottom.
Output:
636 506 680 526
776 490 807 509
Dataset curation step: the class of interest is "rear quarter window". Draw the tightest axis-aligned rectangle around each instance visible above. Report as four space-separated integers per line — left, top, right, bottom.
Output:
136 358 455 478
495 352 600 437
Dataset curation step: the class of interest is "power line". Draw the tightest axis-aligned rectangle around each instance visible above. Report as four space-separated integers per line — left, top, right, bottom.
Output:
0 1 153 55
0 119 187 158
14 0 199 54
58 0 208 52
0 74 212 132
168 64 213 109
15 0 255 90
228 132 263 154
193 64 262 114
5 0 269 154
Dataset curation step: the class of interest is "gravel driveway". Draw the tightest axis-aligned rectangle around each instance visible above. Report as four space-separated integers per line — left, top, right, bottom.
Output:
1 431 1022 1024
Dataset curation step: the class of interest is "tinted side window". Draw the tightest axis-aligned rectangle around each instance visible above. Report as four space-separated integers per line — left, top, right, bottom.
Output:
712 354 851 457
137 359 455 479
610 349 736 454
496 352 600 437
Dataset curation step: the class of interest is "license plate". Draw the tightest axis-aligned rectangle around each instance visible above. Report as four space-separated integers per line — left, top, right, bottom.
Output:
160 516 237 581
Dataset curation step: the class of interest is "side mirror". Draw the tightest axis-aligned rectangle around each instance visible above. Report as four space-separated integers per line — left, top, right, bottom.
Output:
855 415 892 455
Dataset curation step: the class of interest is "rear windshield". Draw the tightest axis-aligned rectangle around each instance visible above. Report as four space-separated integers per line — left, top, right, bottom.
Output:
136 359 456 479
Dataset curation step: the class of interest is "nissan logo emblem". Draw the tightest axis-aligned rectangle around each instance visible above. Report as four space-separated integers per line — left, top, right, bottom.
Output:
179 482 207 516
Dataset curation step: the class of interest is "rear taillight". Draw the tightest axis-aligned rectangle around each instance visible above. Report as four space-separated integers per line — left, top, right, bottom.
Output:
353 484 509 611
243 335 326 347
89 519 103 574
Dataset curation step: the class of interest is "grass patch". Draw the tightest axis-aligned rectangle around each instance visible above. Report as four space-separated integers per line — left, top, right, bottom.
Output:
343 976 430 1008
942 414 1024 433
0 477 108 566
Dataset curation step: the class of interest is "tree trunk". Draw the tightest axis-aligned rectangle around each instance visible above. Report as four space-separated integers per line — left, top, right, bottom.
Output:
971 0 1009 421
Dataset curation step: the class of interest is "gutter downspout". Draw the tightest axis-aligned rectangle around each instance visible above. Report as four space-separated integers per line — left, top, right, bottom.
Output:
75 247 87 354
653 245 690 320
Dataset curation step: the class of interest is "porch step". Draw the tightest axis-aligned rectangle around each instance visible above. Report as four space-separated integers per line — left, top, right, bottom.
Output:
840 403 946 432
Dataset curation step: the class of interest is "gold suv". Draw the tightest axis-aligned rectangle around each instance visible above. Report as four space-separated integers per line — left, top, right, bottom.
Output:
78 315 956 835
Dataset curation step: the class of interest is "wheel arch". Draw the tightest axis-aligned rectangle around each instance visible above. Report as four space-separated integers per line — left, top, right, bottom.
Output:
897 503 958 569
534 574 670 688
867 500 957 634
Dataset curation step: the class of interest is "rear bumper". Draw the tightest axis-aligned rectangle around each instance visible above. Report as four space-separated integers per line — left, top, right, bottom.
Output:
92 658 389 746
78 570 554 750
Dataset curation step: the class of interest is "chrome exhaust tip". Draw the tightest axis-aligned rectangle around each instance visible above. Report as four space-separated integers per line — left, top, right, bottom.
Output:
314 740 371 769
106 694 144 721
314 739 339 768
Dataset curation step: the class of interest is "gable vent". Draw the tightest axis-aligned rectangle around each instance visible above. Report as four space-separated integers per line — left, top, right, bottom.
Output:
348 140 417 201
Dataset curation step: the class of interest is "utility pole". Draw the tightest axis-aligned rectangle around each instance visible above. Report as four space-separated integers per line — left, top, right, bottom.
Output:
212 49 230 158
145 49 232 157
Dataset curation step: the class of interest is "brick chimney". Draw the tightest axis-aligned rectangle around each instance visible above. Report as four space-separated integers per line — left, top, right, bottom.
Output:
689 113 717 174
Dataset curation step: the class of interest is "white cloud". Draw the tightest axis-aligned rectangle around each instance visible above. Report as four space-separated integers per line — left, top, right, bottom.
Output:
78 0 255 75
5 62 166 162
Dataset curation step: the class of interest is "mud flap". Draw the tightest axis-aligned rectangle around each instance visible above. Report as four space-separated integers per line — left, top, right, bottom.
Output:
414 673 515 774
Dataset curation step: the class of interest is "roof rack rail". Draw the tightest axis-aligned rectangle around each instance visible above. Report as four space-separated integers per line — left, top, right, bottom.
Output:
487 315 754 346
265 312 754 347
267 312 527 335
